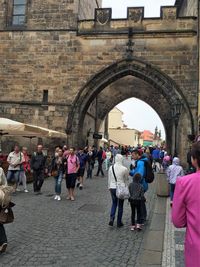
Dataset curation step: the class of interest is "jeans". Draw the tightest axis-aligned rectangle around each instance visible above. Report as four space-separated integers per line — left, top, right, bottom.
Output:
170 183 176 201
19 171 27 190
0 224 7 245
7 170 20 184
55 171 63 195
87 162 93 178
130 200 142 225
110 189 124 225
96 160 104 176
33 170 44 192
105 158 111 171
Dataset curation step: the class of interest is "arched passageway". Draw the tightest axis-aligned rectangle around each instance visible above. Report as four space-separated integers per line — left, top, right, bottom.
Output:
66 58 195 161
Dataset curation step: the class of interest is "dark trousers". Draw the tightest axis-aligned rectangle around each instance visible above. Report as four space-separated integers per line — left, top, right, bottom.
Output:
96 160 104 176
170 183 176 201
33 170 44 192
87 162 93 178
141 199 147 223
0 224 7 245
130 200 142 225
110 189 124 225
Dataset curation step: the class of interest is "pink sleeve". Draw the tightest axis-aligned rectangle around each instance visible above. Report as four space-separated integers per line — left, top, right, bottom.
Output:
172 178 187 228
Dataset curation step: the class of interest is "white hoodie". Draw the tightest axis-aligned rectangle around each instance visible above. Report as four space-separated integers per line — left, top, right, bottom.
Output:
108 154 129 189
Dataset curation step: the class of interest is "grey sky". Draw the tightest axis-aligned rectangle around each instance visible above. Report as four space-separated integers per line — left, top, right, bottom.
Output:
102 0 175 139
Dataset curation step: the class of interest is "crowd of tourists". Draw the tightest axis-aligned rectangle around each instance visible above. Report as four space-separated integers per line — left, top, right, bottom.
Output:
0 141 200 267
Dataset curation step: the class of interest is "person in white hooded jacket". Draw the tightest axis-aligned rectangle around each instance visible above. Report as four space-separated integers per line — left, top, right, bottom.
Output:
108 154 129 227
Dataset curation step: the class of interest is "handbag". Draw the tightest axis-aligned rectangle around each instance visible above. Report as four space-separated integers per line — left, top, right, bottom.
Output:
0 203 15 224
112 166 130 200
51 170 58 177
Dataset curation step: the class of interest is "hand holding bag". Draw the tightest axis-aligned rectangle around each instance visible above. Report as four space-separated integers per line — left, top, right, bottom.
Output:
112 166 130 200
0 202 15 224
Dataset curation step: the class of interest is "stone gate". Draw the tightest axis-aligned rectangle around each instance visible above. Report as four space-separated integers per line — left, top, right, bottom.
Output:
0 0 198 161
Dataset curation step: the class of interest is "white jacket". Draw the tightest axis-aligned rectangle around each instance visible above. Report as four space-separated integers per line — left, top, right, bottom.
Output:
0 167 7 186
108 154 129 189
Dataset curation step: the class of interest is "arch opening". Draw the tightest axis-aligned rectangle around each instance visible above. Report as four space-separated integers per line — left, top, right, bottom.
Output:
66 58 194 158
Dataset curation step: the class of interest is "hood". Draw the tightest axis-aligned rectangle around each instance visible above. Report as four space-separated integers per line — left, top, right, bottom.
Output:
172 157 180 165
115 154 124 165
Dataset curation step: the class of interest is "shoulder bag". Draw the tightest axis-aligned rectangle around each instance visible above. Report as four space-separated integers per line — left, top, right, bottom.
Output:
112 166 130 200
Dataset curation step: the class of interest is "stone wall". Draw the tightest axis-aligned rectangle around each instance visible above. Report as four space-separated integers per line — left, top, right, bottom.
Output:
0 5 198 158
78 0 102 20
178 0 198 17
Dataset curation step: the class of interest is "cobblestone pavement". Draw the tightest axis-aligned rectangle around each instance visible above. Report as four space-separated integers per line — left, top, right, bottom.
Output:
162 198 185 267
0 164 155 267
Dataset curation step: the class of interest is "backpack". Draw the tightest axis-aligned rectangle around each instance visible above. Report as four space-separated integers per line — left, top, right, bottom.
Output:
135 159 154 184
102 150 106 160
144 160 155 183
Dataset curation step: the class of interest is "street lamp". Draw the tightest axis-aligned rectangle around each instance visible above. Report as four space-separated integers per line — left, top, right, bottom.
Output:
171 100 183 157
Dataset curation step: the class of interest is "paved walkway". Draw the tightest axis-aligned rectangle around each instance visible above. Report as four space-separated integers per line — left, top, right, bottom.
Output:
162 198 185 267
1 168 156 267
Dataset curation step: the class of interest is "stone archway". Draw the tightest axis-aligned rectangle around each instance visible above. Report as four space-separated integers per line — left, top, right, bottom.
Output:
66 57 194 157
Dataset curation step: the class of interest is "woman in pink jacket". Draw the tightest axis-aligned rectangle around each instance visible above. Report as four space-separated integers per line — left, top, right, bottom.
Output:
172 142 200 267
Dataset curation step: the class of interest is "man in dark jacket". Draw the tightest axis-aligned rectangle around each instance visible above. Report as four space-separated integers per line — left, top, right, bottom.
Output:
31 145 47 194
95 147 104 177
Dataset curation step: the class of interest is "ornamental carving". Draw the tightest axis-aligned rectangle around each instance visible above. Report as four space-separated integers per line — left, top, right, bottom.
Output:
95 8 111 25
128 7 144 23
162 7 177 20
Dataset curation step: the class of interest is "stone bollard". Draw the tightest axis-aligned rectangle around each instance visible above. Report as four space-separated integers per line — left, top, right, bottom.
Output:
156 172 170 197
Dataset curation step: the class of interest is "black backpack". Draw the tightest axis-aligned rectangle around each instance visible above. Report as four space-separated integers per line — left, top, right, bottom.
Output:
144 159 154 183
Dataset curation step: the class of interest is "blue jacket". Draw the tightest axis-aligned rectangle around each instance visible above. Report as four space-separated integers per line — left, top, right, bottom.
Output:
77 153 88 169
129 156 148 192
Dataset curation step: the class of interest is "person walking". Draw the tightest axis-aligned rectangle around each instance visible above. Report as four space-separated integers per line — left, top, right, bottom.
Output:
18 147 30 193
95 147 104 177
77 148 88 190
50 148 65 201
0 162 8 253
108 154 129 228
86 146 94 179
7 145 24 192
105 148 112 171
30 145 47 194
172 142 200 267
129 173 144 231
129 149 148 224
166 157 184 206
65 147 80 201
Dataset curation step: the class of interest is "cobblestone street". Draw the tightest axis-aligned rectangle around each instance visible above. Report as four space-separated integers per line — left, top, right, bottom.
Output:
0 168 155 267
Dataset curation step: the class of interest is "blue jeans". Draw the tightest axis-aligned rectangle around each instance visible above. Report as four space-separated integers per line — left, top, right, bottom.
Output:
55 171 63 195
7 170 20 183
87 162 93 178
110 189 124 225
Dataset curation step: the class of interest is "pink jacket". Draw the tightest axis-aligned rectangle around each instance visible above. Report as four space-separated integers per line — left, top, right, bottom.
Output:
172 171 200 267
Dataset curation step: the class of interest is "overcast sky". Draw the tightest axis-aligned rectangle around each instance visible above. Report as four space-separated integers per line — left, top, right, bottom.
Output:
102 0 175 139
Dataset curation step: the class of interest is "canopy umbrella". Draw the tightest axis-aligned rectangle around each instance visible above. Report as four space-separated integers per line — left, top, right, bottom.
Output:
0 118 67 150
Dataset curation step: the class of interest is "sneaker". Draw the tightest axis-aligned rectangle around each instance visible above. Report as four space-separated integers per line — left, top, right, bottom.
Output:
117 223 124 228
57 196 61 201
54 195 58 200
79 184 83 190
0 243 7 253
136 224 142 231
24 189 29 193
130 225 136 231
108 220 114 226
16 188 21 192
70 196 75 201
66 196 71 200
